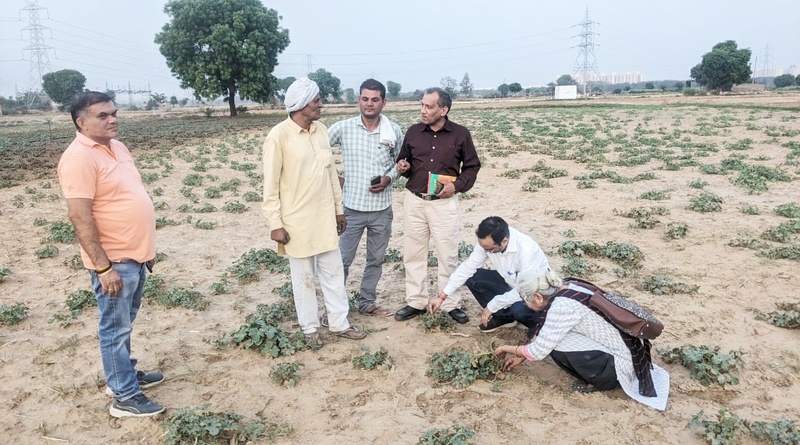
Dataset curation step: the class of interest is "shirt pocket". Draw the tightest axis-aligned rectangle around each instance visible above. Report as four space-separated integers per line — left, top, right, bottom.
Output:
374 143 394 171
316 148 333 170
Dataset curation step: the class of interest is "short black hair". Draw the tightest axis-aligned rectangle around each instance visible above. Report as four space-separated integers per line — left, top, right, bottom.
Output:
424 87 452 113
360 78 386 99
70 91 114 130
475 216 509 244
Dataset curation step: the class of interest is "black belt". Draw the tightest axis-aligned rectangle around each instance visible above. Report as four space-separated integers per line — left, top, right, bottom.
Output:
412 192 440 201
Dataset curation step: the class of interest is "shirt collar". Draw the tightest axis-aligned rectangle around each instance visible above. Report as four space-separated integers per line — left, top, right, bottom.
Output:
421 116 451 133
286 116 317 134
504 228 520 254
75 131 111 149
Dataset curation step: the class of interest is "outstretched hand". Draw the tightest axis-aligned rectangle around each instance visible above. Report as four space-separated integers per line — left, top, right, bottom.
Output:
493 345 527 372
427 294 446 314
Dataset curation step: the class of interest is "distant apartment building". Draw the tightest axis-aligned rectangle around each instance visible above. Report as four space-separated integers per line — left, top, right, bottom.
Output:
579 72 644 84
754 65 799 77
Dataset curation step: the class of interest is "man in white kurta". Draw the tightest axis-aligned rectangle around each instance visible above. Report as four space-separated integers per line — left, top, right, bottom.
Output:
262 78 366 345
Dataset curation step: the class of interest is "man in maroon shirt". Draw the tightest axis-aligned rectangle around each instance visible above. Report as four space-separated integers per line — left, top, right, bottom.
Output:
394 87 481 323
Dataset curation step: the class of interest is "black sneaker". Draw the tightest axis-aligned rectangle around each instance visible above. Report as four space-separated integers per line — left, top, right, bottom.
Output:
478 319 518 333
105 371 165 397
109 393 165 418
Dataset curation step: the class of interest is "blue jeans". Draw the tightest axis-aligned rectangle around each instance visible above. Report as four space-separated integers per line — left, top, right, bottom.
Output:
91 260 146 401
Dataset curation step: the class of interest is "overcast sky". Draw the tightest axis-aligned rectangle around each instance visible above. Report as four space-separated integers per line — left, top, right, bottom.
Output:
1 0 798 100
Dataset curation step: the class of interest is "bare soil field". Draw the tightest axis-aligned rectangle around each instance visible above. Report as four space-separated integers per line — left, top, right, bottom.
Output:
1 93 799 444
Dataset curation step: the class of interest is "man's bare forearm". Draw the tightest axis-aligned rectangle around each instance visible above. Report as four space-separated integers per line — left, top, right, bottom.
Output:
66 198 110 269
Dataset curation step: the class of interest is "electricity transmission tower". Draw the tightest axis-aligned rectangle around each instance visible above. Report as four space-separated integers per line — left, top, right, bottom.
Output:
758 43 774 79
571 6 600 97
20 0 53 108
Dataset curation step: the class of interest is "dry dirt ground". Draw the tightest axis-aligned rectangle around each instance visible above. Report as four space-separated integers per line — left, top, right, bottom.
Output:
1 93 799 444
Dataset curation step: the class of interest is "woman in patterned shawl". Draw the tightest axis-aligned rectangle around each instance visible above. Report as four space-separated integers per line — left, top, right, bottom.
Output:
493 268 670 411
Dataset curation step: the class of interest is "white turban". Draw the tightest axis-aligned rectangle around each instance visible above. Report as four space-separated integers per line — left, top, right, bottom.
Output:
284 77 320 113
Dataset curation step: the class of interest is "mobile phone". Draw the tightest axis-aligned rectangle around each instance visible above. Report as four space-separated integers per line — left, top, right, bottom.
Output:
370 176 381 185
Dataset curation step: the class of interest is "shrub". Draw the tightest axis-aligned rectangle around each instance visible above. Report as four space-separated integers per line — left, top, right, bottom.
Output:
420 311 455 333
225 317 308 357
0 302 29 325
156 217 180 229
227 248 289 284
659 345 743 386
639 189 671 200
731 165 791 194
688 193 723 213
0 268 10 283
204 186 222 199
384 247 403 263
153 288 209 311
554 209 583 221
641 275 699 295
35 245 59 259
741 205 761 215
182 173 203 186
44 221 75 244
195 203 217 213
754 303 800 329
193 219 217 230
664 222 688 240
417 425 476 445
687 408 746 445
223 201 247 213
775 202 800 218
161 405 290 445
49 289 97 327
352 346 394 371
426 348 502 389
761 220 800 243
688 178 708 189
242 191 261 202
269 362 303 387
748 419 800 444
560 257 598 278
521 174 551 192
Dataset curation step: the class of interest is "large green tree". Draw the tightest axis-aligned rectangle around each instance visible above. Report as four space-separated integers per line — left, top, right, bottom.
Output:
459 73 473 98
308 68 341 103
773 74 796 88
508 82 523 94
42 69 86 110
690 40 751 93
155 0 289 116
556 74 576 86
386 80 401 98
440 76 458 99
497 83 510 98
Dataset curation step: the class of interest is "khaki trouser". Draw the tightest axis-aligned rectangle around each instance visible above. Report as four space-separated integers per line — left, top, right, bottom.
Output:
402 190 461 311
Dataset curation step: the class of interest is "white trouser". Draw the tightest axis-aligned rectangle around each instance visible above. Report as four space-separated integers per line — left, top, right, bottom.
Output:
288 249 351 334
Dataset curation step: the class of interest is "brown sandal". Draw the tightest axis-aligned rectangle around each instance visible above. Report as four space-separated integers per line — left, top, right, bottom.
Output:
334 326 367 340
361 304 393 317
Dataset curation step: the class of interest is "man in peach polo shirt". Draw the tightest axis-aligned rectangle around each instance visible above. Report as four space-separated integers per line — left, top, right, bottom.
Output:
57 91 164 418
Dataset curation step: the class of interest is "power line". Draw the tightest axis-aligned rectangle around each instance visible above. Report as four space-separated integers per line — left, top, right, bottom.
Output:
284 26 573 57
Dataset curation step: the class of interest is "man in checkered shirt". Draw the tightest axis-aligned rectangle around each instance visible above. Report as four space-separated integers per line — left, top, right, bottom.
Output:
328 79 403 317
